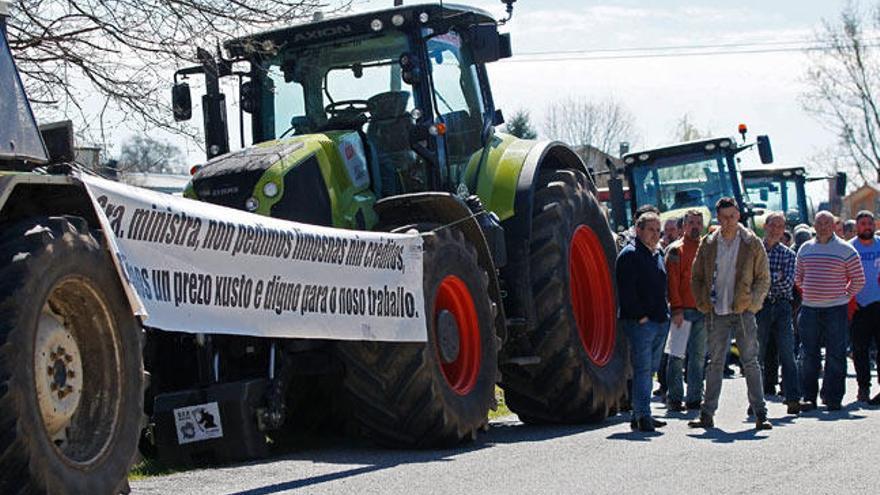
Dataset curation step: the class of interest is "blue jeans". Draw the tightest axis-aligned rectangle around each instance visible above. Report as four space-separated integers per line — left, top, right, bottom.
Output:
623 319 665 419
652 321 670 374
798 304 848 406
666 309 706 404
703 311 767 418
757 300 800 402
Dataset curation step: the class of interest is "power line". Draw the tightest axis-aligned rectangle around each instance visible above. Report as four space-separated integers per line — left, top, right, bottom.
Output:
503 42 880 63
516 37 831 56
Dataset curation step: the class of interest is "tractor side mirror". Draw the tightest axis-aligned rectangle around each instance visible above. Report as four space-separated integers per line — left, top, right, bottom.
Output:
492 109 505 126
172 82 192 121
468 24 511 64
756 135 773 164
835 171 847 196
240 80 255 114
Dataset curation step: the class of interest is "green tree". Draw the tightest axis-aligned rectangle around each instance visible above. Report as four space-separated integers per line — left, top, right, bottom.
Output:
504 109 538 139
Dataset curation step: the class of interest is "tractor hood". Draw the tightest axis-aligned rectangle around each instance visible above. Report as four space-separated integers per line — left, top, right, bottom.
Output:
188 132 371 226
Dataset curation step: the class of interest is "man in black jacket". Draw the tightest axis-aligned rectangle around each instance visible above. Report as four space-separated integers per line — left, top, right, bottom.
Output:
617 211 670 432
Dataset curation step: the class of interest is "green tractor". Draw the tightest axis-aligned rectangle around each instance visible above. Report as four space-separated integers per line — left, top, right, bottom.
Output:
170 2 625 447
741 165 812 232
741 165 847 233
609 126 774 231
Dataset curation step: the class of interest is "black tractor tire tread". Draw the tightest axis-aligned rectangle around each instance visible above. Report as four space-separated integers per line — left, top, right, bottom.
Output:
501 169 627 424
0 216 144 495
337 228 497 448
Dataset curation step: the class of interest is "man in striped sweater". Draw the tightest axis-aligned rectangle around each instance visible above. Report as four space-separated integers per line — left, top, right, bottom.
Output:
795 211 866 411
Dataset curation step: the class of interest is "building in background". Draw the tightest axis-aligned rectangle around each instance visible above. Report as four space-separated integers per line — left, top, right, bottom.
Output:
843 182 880 218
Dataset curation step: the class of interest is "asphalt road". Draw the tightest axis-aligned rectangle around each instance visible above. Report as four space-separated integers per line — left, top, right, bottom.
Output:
132 366 880 495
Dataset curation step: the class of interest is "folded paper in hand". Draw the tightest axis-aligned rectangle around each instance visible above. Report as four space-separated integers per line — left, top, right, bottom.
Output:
664 319 692 358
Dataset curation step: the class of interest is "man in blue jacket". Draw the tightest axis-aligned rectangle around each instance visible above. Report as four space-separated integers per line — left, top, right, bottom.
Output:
617 211 670 432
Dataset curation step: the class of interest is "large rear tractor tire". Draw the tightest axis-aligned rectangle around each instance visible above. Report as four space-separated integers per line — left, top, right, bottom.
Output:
0 217 144 494
501 169 628 423
337 228 497 447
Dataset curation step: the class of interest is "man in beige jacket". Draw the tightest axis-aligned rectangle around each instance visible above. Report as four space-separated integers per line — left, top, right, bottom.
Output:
688 197 772 430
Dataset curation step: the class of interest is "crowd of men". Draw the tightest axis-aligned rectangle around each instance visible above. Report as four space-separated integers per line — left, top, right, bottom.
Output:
616 198 880 432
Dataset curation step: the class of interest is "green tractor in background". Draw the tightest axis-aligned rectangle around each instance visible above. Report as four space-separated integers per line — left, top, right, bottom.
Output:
741 165 812 232
741 165 847 233
170 1 627 448
608 125 774 232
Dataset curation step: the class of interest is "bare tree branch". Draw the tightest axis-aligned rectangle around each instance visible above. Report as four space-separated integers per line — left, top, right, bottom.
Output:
7 0 351 146
542 96 638 155
802 0 880 183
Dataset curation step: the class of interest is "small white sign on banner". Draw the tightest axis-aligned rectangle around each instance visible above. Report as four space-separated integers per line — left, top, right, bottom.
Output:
174 402 223 445
77 173 426 342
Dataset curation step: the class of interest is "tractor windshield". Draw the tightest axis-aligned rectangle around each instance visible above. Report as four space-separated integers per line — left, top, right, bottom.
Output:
259 31 414 139
743 174 809 225
630 151 735 216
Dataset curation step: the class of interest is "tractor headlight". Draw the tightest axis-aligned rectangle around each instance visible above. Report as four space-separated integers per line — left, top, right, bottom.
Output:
392 14 405 27
371 18 383 31
245 197 260 212
263 182 279 198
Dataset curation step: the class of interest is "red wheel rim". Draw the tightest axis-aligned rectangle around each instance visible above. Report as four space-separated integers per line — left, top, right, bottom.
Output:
569 225 616 366
434 275 481 395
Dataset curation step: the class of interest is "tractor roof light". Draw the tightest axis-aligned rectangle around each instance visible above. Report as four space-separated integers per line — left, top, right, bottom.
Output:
245 197 260 212
782 171 792 177
392 14 405 27
705 143 717 151
370 18 384 31
638 153 649 161
419 12 429 23
719 139 731 148
624 157 635 165
738 123 748 134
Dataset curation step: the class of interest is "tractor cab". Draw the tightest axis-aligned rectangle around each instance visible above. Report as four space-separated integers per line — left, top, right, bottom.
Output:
741 165 811 229
172 3 512 221
615 130 773 228
0 14 49 170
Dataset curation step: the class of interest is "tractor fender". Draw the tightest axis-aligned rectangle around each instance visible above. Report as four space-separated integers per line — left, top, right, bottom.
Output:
0 174 103 230
374 192 507 344
0 173 137 315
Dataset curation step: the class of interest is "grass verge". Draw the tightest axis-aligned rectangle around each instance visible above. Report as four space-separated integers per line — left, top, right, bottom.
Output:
489 385 512 420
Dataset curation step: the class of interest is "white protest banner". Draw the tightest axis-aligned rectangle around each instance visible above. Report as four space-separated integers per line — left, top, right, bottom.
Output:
77 173 426 342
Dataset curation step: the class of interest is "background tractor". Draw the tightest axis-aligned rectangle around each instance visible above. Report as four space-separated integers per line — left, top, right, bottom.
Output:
608 126 774 232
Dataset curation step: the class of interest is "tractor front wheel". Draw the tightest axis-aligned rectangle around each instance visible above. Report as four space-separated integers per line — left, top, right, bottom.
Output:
337 228 497 447
0 217 144 494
